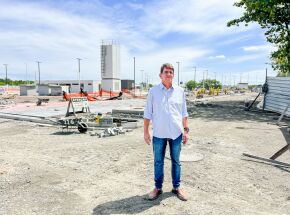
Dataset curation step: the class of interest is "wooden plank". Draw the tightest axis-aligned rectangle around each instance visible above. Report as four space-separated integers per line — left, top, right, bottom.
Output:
276 101 290 125
270 144 290 160
242 153 290 168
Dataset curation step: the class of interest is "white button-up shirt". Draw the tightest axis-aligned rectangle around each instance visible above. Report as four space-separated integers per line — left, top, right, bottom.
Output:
144 83 188 140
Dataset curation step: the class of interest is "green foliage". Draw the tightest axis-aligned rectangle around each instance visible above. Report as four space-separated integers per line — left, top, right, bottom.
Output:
148 83 153 88
209 87 214 95
227 0 290 74
0 78 34 86
185 80 198 90
248 85 257 90
198 79 222 90
196 89 204 98
215 87 220 95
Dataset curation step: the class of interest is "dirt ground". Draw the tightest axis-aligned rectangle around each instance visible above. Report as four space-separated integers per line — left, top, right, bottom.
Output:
0 94 289 215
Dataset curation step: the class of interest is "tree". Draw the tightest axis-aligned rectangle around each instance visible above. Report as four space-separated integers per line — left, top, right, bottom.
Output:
198 79 222 90
0 78 34 86
227 0 290 75
185 80 198 90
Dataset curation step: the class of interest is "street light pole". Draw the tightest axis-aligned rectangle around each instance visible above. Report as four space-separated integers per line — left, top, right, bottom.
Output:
193 66 196 82
176 61 180 86
36 61 41 85
203 70 208 89
3 64 8 88
140 69 144 89
133 57 136 96
25 63 28 85
76 58 81 90
203 70 205 89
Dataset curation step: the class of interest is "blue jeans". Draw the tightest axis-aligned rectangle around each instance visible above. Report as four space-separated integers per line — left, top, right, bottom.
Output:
152 134 182 189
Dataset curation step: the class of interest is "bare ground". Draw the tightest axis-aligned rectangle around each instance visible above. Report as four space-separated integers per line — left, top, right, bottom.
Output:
0 94 289 215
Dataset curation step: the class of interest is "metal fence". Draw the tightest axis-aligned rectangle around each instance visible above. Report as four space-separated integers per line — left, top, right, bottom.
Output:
264 77 290 116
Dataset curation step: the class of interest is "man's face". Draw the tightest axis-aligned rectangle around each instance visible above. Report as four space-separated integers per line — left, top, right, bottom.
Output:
160 67 174 84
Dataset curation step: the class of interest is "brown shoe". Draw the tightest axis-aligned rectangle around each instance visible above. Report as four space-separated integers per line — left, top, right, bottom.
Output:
172 188 188 201
148 188 163 201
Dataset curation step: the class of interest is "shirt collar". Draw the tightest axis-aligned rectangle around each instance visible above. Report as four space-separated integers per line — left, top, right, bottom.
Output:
159 82 175 90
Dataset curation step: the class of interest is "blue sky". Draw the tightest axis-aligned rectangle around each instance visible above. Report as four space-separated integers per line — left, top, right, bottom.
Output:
0 0 276 85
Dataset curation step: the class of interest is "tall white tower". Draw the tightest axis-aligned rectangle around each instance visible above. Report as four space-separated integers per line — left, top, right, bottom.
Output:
100 41 121 92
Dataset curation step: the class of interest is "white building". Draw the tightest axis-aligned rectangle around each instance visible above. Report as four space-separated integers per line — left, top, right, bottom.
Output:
40 80 100 93
237 83 248 89
100 41 121 92
20 85 37 96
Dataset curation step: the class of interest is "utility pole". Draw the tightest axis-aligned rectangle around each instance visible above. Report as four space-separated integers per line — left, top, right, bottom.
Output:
3 64 8 88
25 63 28 85
140 69 144 90
233 75 236 86
76 58 81 90
36 61 41 85
176 61 180 86
133 57 136 96
203 70 208 89
203 70 205 89
193 66 196 82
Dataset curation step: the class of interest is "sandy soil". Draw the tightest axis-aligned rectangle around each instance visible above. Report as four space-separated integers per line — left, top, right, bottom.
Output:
0 94 289 215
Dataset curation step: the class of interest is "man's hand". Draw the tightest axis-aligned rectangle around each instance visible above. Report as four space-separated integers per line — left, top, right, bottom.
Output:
182 132 189 145
144 131 151 145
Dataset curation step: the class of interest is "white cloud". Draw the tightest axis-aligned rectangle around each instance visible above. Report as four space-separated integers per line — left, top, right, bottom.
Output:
138 0 250 38
126 2 143 10
227 54 263 63
0 0 275 82
209 55 226 59
242 44 276 52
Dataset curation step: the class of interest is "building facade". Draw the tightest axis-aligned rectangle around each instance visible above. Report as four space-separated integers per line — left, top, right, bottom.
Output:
100 41 121 92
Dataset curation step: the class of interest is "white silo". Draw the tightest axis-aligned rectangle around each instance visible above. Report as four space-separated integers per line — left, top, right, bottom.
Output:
100 41 121 92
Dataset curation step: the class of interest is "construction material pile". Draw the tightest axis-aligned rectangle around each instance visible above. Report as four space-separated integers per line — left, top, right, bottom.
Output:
89 127 132 138
0 99 15 106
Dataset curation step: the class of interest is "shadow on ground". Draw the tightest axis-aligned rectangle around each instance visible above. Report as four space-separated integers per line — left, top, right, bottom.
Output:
241 159 290 173
187 100 282 123
92 192 172 215
50 131 77 135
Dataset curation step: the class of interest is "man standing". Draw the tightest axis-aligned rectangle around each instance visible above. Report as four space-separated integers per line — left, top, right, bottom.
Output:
144 63 189 201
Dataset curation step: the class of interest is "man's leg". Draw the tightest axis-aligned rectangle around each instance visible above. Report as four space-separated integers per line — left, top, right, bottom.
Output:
169 134 188 201
152 136 167 189
168 134 182 189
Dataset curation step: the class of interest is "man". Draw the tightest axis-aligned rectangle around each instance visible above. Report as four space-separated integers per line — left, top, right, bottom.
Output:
143 63 189 201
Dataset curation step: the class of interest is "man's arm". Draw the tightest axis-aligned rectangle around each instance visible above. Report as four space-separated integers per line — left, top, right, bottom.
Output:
182 117 189 144
182 90 189 144
143 89 153 145
144 118 151 145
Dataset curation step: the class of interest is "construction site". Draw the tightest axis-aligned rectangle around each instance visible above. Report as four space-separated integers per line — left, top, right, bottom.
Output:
0 74 290 214
0 30 290 214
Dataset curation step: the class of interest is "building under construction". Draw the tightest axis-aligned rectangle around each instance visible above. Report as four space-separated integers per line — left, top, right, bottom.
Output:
100 41 121 92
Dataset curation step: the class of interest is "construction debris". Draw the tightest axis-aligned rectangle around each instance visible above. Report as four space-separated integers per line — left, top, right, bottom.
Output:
89 127 130 138
36 98 50 106
112 109 144 119
0 99 15 106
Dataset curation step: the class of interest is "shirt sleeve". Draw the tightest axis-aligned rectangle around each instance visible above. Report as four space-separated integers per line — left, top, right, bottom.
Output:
143 89 153 120
182 91 188 118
